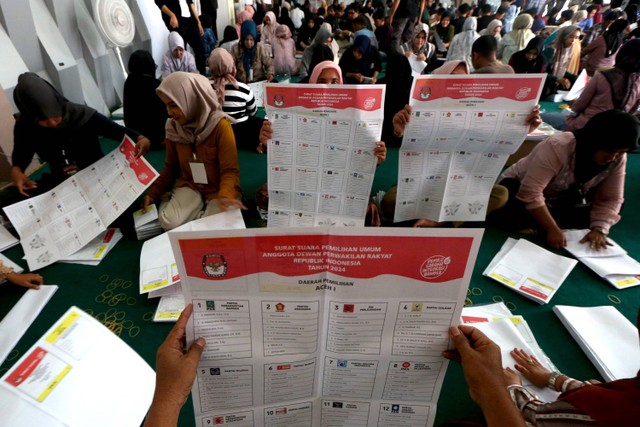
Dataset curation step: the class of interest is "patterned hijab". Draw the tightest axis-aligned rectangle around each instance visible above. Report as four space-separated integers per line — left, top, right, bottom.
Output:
208 48 239 105
156 72 226 145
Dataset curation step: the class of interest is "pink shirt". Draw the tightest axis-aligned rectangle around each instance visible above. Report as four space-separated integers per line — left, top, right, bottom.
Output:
581 37 616 76
501 132 626 230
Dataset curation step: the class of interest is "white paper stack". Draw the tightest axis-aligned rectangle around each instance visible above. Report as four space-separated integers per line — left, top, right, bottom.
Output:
133 205 162 240
564 229 640 289
0 223 18 252
0 306 155 427
483 238 578 304
553 305 640 382
59 228 123 266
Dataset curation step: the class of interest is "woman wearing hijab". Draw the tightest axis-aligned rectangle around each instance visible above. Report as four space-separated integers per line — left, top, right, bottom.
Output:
9 73 151 198
581 19 627 76
400 23 437 73
446 17 479 69
479 19 503 41
490 110 640 249
299 23 337 79
219 25 239 53
509 36 547 73
296 16 319 51
235 9 252 39
143 72 242 231
548 25 582 91
124 50 167 150
161 32 198 78
272 24 299 75
497 14 535 64
261 11 279 46
232 20 275 83
432 12 455 57
208 48 263 151
339 34 382 84
277 8 296 36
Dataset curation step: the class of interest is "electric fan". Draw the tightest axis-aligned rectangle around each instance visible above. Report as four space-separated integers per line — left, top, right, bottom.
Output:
93 0 135 78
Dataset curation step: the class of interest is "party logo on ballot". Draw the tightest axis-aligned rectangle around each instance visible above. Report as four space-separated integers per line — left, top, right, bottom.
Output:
202 254 227 278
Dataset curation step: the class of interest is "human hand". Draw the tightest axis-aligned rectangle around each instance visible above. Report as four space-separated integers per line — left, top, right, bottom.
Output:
215 198 247 211
374 141 386 165
511 348 551 388
392 104 412 137
11 167 37 197
526 104 542 134
443 325 505 405
149 304 205 419
405 51 413 58
353 73 364 83
503 367 522 386
62 164 79 177
580 229 612 250
6 272 43 290
266 73 274 82
197 22 204 36
546 227 567 249
557 78 570 90
416 53 427 61
135 136 152 158
257 121 273 153
142 195 155 209
169 15 179 29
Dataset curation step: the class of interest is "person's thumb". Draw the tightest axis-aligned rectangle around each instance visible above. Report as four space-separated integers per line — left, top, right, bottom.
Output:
449 326 472 357
186 337 206 362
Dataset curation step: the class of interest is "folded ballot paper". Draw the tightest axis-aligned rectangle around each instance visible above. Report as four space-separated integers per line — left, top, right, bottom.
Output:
133 205 162 240
0 307 155 427
483 238 578 304
0 223 18 252
140 209 246 322
554 305 640 382
59 228 122 265
563 229 640 289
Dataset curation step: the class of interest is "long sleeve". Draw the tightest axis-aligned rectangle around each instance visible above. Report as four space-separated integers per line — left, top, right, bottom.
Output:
209 119 240 200
589 155 625 229
12 118 38 171
147 138 180 200
507 385 597 426
515 138 567 210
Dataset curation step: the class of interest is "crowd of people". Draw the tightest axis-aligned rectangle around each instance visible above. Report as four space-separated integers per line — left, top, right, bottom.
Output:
2 0 640 426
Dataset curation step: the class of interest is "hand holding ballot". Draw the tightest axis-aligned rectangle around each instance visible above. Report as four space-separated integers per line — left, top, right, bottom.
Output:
145 304 205 427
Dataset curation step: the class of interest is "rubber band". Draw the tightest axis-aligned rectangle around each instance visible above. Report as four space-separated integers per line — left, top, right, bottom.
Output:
123 320 134 329
84 308 94 316
142 312 154 321
467 289 471 295
96 312 107 322
464 297 473 306
0 368 7 376
7 349 20 361
608 294 621 304
122 280 132 289
99 274 110 283
112 279 124 286
95 295 106 303
471 287 482 296
128 326 141 338
116 293 127 302
506 301 517 311
105 308 118 318
101 290 113 299
492 295 504 303
126 297 137 306
115 311 126 321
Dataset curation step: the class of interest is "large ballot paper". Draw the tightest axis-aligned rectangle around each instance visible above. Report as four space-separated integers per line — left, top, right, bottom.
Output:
264 84 386 227
3 137 158 270
394 74 546 222
169 227 483 427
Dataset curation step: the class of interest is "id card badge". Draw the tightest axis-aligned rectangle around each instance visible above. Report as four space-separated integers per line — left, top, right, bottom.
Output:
189 162 208 184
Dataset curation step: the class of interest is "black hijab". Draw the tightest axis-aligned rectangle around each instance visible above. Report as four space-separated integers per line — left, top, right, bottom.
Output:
435 12 453 41
128 50 157 76
603 19 628 57
574 110 640 183
510 36 547 73
13 73 95 128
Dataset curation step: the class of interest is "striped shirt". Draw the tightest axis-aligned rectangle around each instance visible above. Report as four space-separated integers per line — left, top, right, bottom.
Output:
221 82 256 123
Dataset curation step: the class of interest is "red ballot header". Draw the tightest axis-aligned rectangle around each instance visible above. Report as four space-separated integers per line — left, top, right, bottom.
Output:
265 86 383 111
411 76 543 102
179 234 473 283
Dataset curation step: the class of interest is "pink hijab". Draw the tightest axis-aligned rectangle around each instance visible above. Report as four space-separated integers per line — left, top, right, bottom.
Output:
309 60 343 84
432 60 470 75
262 11 279 45
236 10 252 38
156 72 226 145
208 48 239 105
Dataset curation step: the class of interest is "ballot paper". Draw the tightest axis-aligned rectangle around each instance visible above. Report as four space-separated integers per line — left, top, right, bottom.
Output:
394 74 546 223
169 227 483 427
0 307 155 427
264 83 386 227
471 319 559 402
563 229 640 289
3 136 158 270
408 54 427 76
553 305 640 382
249 81 266 107
154 294 186 322
0 223 18 252
59 228 123 265
133 205 162 240
483 238 578 304
0 285 58 364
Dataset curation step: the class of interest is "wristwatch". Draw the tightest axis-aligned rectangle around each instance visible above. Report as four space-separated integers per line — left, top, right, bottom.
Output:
547 371 562 390
591 226 609 236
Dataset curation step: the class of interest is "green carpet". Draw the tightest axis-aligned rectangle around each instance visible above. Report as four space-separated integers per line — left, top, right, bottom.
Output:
1 106 639 425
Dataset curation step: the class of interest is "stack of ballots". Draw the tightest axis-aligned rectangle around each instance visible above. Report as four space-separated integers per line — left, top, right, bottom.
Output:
133 205 162 240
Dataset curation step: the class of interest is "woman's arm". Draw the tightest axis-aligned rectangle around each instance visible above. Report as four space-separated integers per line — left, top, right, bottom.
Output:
569 72 601 115
213 120 241 200
87 113 150 157
145 140 179 202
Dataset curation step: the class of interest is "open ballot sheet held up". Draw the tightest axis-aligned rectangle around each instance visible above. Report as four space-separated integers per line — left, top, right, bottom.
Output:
264 84 385 227
3 137 158 270
169 227 483 427
394 74 546 223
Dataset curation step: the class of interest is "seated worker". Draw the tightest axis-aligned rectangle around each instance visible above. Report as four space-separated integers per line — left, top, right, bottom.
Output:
546 25 582 95
401 23 438 73
143 72 243 231
444 314 640 426
471 35 515 74
208 48 264 151
0 260 43 290
339 35 382 84
8 73 150 202
489 110 640 249
161 32 199 79
232 20 275 83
